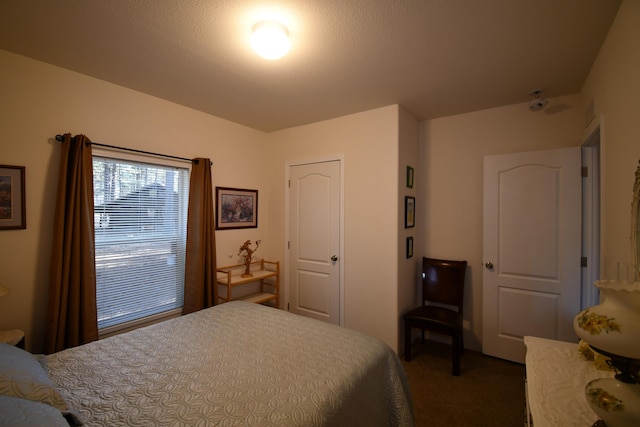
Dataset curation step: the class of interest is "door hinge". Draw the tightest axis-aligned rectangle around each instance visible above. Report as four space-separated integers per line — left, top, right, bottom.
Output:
287 302 289 311
582 166 588 178
288 241 290 249
288 179 291 188
581 257 588 267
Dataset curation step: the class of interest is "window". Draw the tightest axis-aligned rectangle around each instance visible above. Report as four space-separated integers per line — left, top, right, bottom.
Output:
92 153 190 332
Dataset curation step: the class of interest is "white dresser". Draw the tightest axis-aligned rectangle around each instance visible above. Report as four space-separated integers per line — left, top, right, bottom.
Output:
524 336 614 426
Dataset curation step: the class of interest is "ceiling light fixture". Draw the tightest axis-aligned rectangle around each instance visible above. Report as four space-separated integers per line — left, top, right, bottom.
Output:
251 20 290 60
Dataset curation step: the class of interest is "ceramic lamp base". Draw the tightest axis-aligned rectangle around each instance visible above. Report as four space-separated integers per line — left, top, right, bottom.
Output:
585 378 640 427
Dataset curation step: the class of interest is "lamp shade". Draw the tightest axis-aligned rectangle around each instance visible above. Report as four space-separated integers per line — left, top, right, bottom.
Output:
251 20 290 60
0 282 8 298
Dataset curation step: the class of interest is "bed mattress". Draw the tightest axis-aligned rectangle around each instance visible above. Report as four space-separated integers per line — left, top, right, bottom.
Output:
46 301 414 426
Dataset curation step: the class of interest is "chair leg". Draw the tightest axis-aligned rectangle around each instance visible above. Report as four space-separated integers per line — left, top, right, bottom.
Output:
404 324 412 362
452 332 461 376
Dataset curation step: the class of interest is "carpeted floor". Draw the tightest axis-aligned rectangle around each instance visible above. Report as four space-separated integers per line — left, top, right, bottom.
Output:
402 340 526 427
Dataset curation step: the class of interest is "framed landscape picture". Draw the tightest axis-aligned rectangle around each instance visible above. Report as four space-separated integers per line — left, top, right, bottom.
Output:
215 187 258 229
0 165 26 230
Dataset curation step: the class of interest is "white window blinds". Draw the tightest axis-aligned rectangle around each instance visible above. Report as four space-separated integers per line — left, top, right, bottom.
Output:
93 155 190 330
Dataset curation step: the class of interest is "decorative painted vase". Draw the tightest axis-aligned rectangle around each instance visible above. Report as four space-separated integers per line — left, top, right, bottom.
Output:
573 280 640 360
584 378 640 427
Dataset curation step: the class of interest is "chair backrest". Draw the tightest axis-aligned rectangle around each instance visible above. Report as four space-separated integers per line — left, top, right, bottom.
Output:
422 257 467 312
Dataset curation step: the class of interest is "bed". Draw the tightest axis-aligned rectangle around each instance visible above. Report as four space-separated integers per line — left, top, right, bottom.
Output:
1 301 414 426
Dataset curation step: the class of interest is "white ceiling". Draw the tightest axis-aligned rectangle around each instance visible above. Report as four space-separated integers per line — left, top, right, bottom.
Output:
0 0 621 132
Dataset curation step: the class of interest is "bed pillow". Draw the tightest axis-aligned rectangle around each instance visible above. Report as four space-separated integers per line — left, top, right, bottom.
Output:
0 395 70 427
0 343 68 411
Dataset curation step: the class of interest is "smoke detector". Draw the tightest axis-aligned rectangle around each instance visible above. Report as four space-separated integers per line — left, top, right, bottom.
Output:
528 89 548 111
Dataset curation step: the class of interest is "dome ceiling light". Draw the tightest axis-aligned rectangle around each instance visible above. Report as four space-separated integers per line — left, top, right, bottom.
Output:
251 20 290 60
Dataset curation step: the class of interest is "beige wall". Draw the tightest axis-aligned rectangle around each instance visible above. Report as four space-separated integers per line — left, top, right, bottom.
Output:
265 105 404 351
397 107 420 351
414 0 640 352
0 56 409 353
581 0 640 273
1 0 638 356
0 50 270 352
418 95 583 350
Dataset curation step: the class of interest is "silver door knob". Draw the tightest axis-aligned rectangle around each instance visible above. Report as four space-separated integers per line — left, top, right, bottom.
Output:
331 255 338 262
485 262 494 270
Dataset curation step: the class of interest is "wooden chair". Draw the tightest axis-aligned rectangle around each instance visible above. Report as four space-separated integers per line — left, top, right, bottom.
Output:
404 257 467 375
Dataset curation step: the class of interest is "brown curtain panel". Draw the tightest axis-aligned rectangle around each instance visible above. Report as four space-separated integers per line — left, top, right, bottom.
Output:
183 158 217 314
44 133 98 354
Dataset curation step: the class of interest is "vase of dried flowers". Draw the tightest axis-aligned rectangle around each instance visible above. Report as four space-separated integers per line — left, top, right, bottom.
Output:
238 240 260 277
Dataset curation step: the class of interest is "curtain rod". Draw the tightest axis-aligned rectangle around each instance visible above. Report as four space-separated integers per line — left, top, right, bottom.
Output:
54 134 212 165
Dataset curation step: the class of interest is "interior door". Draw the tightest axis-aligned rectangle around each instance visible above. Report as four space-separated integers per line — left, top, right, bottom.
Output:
482 147 581 363
288 160 341 324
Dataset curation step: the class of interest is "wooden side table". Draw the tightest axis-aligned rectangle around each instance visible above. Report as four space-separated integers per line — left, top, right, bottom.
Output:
216 260 280 307
0 329 25 349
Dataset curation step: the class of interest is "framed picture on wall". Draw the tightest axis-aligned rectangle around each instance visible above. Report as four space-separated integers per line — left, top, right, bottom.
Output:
406 236 413 258
215 187 258 229
406 166 414 188
0 165 26 230
405 196 415 228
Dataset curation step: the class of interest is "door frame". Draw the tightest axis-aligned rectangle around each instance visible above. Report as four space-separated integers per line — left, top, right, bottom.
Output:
285 155 345 325
581 119 603 309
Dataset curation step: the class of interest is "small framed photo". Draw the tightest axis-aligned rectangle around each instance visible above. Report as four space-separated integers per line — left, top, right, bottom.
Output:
404 196 415 228
215 187 258 230
406 237 413 259
0 165 26 230
406 166 414 188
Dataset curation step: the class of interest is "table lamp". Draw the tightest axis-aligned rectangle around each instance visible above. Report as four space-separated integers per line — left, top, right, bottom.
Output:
573 280 640 427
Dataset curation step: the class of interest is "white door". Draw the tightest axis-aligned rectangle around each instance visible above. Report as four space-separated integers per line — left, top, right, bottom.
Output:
482 147 581 363
288 160 341 324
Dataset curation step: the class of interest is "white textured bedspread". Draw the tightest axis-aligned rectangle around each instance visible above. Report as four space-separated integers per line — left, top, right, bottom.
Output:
47 302 414 426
